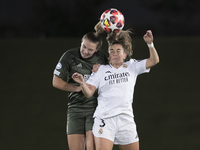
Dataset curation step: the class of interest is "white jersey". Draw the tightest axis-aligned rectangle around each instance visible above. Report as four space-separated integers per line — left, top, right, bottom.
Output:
86 59 150 119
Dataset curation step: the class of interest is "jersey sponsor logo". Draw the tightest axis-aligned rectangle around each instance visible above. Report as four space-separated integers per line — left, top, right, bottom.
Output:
105 72 130 85
56 63 62 69
104 72 130 81
54 70 60 76
77 63 82 68
83 74 90 82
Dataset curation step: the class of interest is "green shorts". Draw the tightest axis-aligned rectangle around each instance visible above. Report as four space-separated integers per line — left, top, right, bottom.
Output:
66 110 95 135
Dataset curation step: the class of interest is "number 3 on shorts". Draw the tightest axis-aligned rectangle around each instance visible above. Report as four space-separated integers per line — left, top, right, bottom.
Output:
100 119 105 127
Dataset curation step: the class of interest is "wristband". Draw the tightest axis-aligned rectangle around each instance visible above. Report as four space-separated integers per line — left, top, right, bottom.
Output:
147 42 154 48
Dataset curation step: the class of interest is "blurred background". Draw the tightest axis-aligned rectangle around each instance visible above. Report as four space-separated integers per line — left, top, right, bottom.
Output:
1 0 200 150
1 0 200 37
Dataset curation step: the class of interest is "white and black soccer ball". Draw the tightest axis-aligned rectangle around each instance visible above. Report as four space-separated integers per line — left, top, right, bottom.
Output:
100 8 125 33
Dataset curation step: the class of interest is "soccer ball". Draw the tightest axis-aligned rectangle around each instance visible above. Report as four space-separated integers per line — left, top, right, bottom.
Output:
100 8 125 33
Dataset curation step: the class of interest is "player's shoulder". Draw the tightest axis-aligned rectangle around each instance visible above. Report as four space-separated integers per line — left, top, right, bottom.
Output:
128 58 137 63
126 59 142 65
64 47 80 55
98 64 110 72
61 47 80 59
95 49 107 57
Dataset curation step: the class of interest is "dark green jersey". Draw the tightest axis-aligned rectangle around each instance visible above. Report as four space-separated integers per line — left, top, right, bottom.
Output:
54 47 108 111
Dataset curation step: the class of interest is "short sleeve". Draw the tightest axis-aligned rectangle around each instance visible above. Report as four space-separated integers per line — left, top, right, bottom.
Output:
129 59 150 75
86 71 100 89
53 51 70 81
136 59 150 75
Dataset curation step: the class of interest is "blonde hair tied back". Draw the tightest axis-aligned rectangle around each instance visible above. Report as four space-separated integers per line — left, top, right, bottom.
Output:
94 21 105 35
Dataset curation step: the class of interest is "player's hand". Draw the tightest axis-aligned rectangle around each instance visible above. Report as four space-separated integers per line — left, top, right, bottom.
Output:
143 30 153 44
72 72 84 84
92 64 101 73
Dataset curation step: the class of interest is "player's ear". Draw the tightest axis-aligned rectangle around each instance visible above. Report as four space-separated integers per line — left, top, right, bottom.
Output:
95 45 100 52
123 53 127 60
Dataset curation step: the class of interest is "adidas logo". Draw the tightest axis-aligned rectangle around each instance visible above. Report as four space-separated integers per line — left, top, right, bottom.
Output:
77 63 82 68
105 71 111 73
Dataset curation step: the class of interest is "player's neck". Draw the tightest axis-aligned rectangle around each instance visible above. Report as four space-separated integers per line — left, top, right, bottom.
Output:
110 62 123 69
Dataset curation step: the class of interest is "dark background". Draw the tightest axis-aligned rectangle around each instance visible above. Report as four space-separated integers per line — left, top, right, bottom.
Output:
1 0 200 150
1 0 200 37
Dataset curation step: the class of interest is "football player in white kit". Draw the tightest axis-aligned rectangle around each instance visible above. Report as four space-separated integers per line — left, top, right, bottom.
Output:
72 29 159 150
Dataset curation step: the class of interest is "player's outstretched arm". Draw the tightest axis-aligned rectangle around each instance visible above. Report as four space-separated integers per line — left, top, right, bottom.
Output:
72 73 96 98
52 75 81 92
143 30 159 69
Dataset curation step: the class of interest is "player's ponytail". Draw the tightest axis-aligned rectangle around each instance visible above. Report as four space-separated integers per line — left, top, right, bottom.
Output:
94 21 105 35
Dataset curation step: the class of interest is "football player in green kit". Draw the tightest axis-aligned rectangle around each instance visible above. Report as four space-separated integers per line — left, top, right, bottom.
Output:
52 31 108 150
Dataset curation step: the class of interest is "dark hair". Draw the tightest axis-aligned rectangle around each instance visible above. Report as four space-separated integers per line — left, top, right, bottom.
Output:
82 32 102 50
94 21 133 57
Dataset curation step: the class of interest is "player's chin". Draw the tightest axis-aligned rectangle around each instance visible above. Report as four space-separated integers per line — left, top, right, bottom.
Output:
82 54 91 58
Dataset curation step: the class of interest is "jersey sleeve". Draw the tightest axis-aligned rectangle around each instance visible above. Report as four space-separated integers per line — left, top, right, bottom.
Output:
53 51 70 81
130 59 150 75
86 70 100 89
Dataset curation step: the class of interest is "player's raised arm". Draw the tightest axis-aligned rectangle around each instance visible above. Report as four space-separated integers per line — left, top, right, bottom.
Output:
72 73 96 98
144 30 159 69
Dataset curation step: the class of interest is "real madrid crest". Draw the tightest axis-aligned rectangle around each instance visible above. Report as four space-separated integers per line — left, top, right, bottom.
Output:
123 64 127 68
98 128 103 134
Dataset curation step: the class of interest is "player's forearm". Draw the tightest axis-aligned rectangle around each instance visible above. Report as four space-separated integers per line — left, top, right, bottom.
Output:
53 75 80 92
57 83 80 92
149 46 159 64
146 45 159 69
80 82 94 98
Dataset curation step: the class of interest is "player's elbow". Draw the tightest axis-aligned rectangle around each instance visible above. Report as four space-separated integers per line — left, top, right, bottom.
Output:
154 58 159 65
83 90 94 98
52 80 58 88
150 57 160 66
85 95 91 98
85 94 93 98
52 76 60 89
82 85 96 98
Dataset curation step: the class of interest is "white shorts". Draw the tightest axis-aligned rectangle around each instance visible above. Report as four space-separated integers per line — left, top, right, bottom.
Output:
92 114 139 145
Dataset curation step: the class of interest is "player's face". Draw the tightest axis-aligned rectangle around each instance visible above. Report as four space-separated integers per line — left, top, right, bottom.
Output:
108 44 127 64
80 39 98 58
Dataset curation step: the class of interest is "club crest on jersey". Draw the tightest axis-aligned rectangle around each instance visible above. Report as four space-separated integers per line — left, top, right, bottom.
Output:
98 128 103 134
83 74 90 82
123 64 127 68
